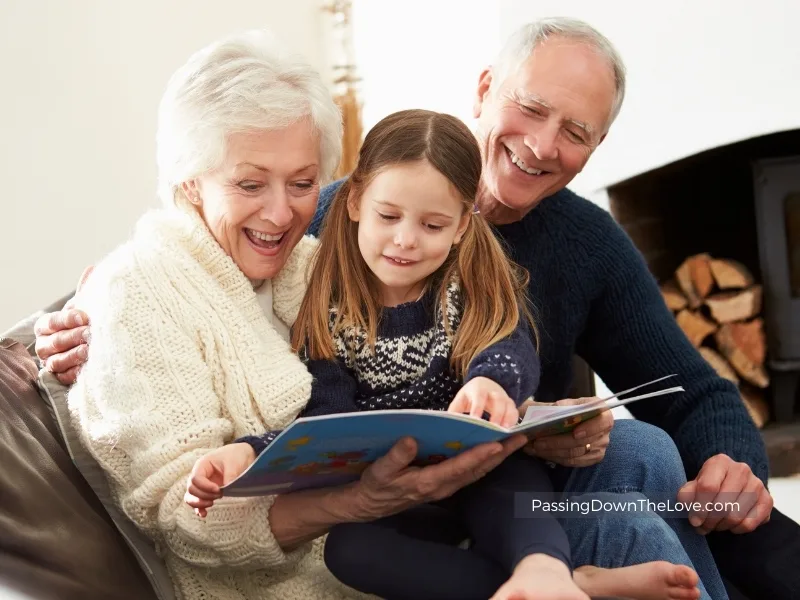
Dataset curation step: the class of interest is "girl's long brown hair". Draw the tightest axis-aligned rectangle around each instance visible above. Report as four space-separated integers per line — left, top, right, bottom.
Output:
293 109 537 378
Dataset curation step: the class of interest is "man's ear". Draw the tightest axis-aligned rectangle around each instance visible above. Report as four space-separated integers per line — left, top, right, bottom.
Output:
346 191 361 222
473 68 493 119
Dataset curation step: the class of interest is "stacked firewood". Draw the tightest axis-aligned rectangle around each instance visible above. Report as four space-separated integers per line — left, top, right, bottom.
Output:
660 253 770 428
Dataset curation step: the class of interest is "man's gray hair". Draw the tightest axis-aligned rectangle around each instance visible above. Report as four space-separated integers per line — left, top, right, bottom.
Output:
491 17 627 128
156 30 343 207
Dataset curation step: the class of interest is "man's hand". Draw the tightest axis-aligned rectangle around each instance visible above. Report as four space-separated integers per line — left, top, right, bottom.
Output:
34 266 93 385
519 397 613 467
448 376 519 428
677 454 773 535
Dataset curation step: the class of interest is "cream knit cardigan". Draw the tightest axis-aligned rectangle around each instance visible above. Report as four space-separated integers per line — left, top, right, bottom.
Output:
67 207 370 600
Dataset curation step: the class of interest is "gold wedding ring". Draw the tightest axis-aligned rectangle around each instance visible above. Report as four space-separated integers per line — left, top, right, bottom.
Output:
585 442 592 453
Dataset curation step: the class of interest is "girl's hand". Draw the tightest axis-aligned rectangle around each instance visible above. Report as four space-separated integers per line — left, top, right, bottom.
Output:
448 376 519 428
184 443 256 517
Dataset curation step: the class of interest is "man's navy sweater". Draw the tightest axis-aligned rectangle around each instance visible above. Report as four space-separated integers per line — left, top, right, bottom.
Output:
310 181 770 485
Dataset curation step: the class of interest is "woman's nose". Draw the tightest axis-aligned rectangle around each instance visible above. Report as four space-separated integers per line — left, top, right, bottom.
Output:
259 190 293 228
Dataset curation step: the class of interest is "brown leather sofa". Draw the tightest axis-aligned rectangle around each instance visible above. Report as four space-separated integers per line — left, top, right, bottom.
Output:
0 334 159 600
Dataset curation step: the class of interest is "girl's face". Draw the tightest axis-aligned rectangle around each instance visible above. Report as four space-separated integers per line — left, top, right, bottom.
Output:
348 159 470 307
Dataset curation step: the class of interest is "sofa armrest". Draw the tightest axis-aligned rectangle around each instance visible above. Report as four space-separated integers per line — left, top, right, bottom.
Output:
0 337 159 600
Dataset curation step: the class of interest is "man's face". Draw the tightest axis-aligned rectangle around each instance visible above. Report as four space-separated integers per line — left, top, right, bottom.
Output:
473 38 617 217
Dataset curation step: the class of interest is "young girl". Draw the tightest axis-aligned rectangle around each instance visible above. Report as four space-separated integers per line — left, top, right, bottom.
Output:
186 110 702 600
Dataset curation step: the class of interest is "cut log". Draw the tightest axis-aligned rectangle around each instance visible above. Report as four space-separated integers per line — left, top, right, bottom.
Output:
709 259 754 290
715 321 769 388
676 253 714 308
676 309 718 346
660 280 688 312
698 347 740 385
740 385 770 429
704 285 763 323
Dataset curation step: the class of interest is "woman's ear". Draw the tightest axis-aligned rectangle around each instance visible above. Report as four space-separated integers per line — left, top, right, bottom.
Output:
453 212 471 244
181 180 202 205
346 191 361 222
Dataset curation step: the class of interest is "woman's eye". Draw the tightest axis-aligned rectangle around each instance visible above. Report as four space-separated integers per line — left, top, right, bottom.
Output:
292 180 315 190
239 181 261 192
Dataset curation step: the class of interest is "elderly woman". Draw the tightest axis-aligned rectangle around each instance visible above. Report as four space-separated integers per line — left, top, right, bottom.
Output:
64 31 527 600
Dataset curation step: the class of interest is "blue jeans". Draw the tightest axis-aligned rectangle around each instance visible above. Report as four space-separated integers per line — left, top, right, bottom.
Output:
554 419 728 600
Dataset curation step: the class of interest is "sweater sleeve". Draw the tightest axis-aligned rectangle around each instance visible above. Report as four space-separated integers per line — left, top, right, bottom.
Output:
68 259 311 572
575 210 769 484
463 314 540 406
299 357 360 417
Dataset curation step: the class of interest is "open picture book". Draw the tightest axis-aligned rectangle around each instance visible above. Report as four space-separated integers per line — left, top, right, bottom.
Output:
222 374 683 496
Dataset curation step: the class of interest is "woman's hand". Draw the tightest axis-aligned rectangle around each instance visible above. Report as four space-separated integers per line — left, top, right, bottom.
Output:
518 397 613 467
448 376 519 428
346 434 528 522
184 443 256 518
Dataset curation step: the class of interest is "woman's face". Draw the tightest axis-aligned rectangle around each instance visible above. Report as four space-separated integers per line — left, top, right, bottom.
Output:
188 119 321 280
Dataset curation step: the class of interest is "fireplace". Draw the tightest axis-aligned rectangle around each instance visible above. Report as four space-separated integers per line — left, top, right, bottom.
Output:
752 154 800 423
605 129 800 429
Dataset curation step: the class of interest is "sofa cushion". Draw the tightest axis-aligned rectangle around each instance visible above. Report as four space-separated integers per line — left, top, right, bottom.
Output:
37 370 177 600
0 337 158 600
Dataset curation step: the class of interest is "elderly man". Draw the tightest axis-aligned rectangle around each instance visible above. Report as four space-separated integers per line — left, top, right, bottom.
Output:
35 17 797 600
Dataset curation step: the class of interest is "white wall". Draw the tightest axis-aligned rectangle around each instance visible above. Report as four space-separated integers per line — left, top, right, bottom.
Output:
0 0 327 331
351 0 500 133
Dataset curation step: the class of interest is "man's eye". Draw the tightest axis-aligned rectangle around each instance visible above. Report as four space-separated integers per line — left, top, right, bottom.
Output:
566 130 585 143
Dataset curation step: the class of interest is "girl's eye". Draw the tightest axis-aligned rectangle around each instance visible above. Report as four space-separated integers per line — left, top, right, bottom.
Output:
426 224 444 231
378 213 398 221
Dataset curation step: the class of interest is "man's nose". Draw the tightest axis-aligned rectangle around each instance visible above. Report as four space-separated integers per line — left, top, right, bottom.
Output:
526 123 559 162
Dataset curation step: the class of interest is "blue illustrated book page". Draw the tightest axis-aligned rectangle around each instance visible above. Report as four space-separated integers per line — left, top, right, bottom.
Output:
222 375 682 496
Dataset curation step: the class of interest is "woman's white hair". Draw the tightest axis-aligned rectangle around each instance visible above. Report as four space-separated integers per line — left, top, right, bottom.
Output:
491 17 627 128
156 29 342 207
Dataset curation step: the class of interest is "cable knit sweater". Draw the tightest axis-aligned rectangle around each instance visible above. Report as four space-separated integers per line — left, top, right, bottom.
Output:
67 207 369 600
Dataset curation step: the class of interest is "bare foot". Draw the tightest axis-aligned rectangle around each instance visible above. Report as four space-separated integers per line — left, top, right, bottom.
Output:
491 554 590 600
574 561 701 600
